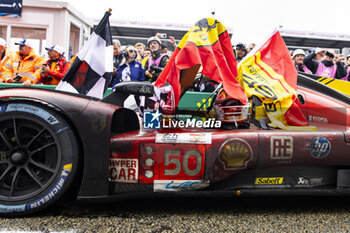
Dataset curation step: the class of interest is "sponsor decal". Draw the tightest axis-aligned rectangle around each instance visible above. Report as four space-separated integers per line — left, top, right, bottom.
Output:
91 117 106 134
140 85 153 95
219 138 252 170
0 204 26 213
143 110 161 129
26 163 72 210
155 133 212 144
109 159 139 183
154 180 209 192
310 136 331 159
56 126 69 134
308 115 328 124
255 177 284 185
297 177 323 186
270 136 293 160
5 104 59 125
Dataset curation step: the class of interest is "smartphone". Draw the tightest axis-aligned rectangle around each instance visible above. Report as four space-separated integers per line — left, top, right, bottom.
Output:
158 33 167 39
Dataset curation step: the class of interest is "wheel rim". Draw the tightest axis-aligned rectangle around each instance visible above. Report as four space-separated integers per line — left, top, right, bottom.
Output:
0 114 61 201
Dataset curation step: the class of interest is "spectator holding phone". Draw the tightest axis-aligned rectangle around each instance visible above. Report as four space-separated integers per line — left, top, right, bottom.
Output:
304 49 346 79
33 45 70 85
2 39 45 86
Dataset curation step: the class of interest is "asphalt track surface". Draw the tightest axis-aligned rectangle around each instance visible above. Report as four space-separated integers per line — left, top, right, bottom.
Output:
2 195 350 232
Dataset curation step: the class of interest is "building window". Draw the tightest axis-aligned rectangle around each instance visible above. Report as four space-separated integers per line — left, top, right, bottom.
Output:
0 26 6 39
9 27 46 55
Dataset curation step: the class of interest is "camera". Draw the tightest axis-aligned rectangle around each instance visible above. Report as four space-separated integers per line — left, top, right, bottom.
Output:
120 50 128 59
149 64 163 73
45 76 53 82
13 75 22 82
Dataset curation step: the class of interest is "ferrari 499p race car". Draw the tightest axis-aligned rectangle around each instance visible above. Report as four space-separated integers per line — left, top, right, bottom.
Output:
0 73 349 216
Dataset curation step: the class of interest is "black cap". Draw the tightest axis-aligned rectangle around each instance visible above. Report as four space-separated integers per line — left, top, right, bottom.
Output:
236 43 246 51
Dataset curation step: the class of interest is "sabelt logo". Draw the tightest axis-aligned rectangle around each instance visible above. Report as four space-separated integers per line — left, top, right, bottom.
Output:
255 177 284 185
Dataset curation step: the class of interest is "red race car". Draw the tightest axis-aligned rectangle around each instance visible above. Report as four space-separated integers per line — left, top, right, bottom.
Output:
0 73 349 216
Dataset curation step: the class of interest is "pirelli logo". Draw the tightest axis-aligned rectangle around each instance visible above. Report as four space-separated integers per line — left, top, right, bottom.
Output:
255 177 284 185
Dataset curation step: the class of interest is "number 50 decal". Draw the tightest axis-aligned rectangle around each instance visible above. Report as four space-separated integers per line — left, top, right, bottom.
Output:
164 150 202 177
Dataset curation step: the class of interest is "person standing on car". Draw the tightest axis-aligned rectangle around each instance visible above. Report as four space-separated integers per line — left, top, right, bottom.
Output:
304 49 346 79
0 38 16 82
144 36 169 83
292 49 312 74
112 45 145 89
33 45 70 85
2 39 45 86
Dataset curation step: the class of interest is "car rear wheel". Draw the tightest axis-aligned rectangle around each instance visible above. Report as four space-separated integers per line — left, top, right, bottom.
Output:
0 101 80 216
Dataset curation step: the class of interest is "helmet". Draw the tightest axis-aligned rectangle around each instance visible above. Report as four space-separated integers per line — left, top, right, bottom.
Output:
147 36 161 47
214 89 250 124
292 49 305 58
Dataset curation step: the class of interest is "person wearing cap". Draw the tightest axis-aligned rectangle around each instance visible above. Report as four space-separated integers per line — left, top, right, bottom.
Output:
33 45 70 85
304 49 346 79
292 49 312 74
144 36 169 82
2 38 45 86
0 38 16 82
235 43 247 63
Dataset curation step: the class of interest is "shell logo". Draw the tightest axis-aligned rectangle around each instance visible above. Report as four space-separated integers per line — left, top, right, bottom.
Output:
218 138 252 170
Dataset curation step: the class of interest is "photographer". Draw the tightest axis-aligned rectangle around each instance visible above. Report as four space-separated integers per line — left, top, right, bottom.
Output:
33 45 70 85
112 45 145 89
2 39 45 86
144 36 169 82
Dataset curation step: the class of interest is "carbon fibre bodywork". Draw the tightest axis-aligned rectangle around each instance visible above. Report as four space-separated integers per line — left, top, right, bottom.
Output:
0 87 139 199
0 74 349 207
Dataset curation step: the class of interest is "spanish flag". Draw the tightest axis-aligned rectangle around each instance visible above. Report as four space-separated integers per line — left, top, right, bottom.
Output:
155 18 247 108
237 30 308 129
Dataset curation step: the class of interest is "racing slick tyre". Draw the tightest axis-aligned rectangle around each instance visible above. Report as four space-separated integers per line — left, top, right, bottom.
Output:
0 101 80 216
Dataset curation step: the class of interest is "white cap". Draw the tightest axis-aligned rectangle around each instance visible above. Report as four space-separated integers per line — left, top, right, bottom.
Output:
292 49 305 58
0 38 6 47
315 47 322 53
45 45 65 55
15 39 33 48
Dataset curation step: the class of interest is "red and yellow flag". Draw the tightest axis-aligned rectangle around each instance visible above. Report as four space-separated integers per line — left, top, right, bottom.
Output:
155 18 247 107
237 30 309 129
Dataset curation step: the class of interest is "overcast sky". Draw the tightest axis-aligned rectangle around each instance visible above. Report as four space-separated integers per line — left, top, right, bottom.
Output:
53 0 350 45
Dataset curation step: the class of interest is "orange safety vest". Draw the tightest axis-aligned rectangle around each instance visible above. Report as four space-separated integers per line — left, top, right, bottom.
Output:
0 48 16 81
2 48 45 84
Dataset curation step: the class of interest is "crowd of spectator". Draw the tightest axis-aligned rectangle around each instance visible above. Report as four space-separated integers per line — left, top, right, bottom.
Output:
1 35 350 89
233 41 350 81
0 33 177 87
290 47 349 80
